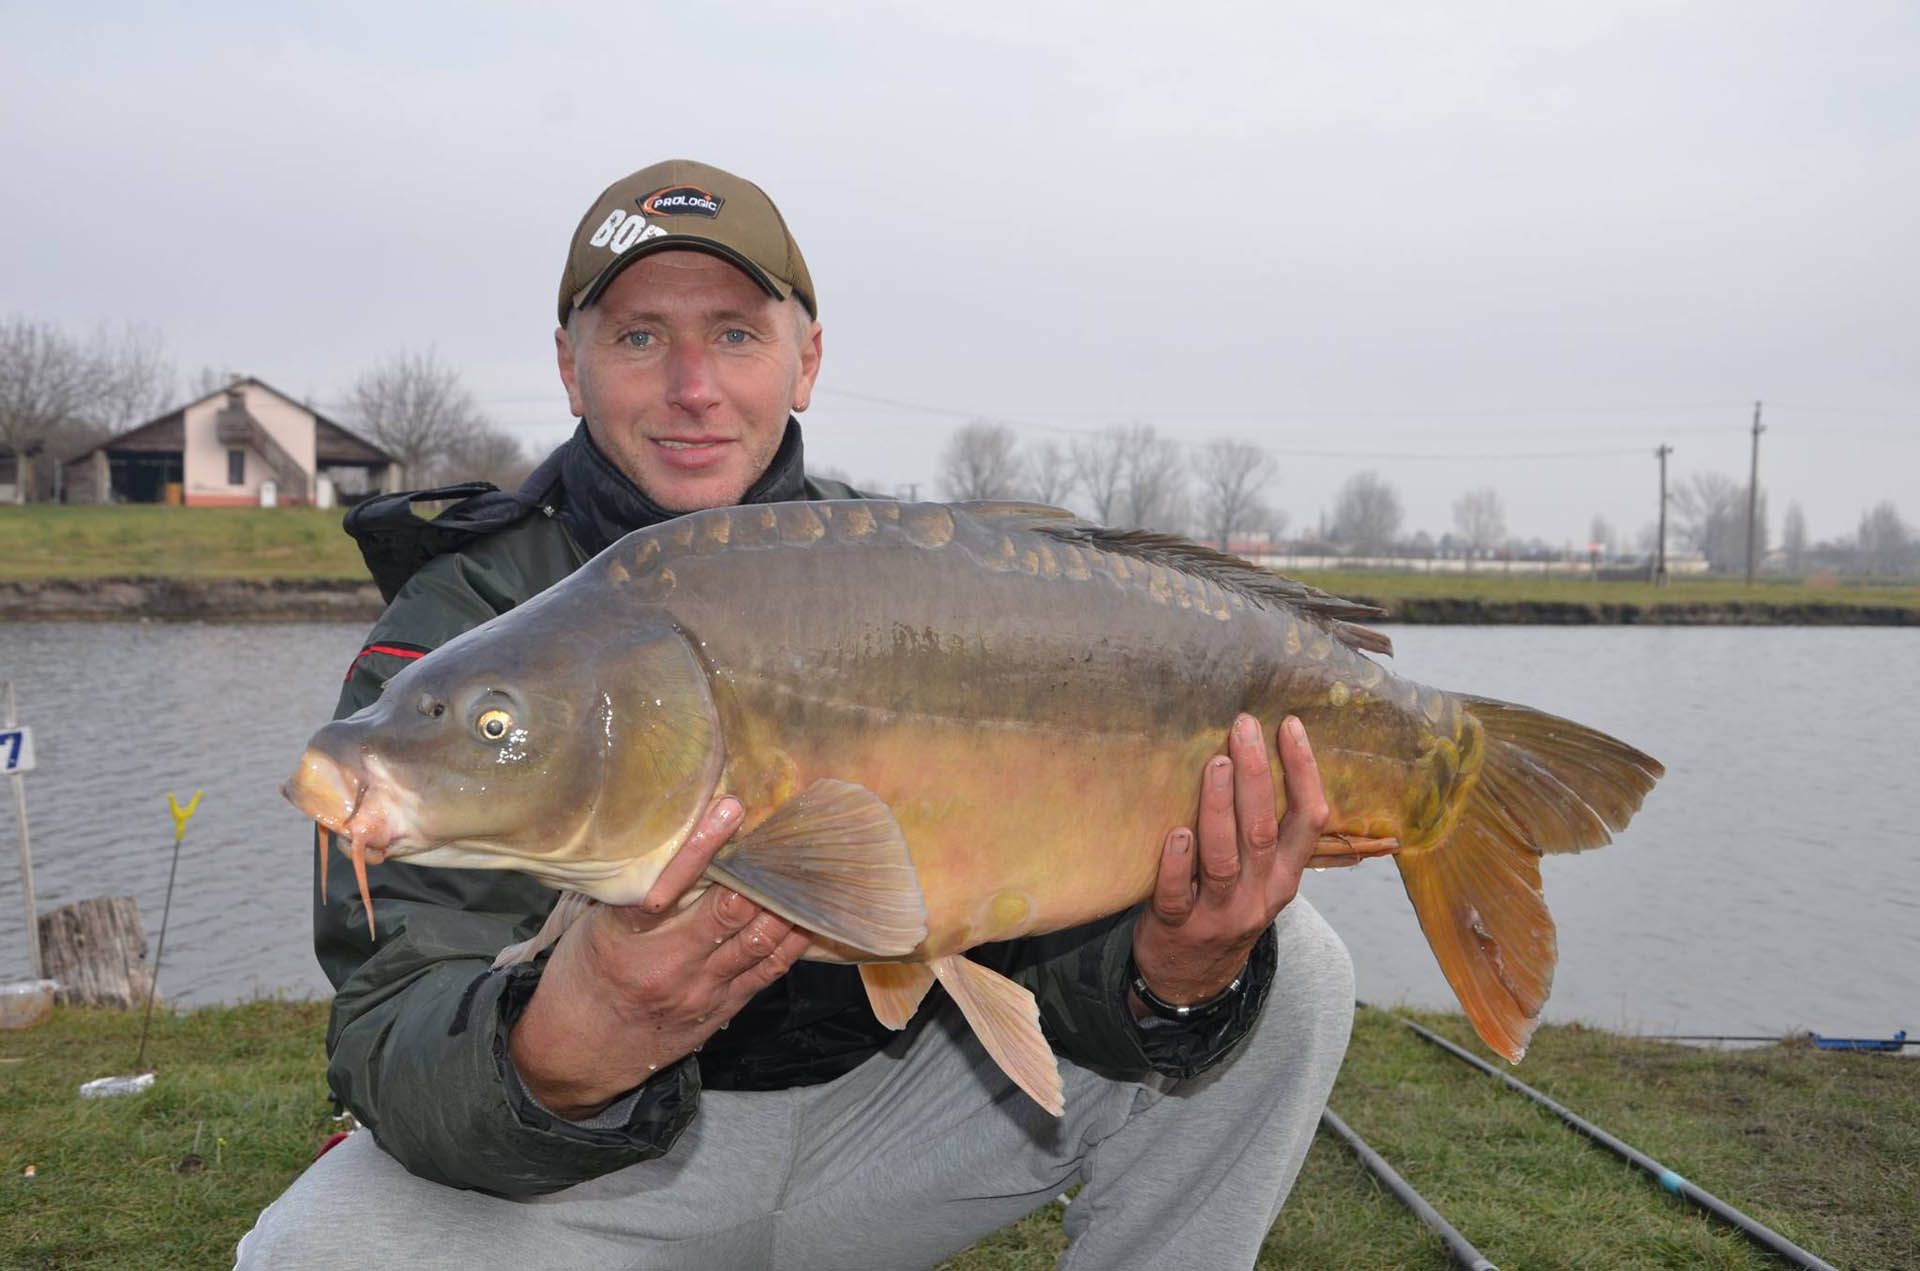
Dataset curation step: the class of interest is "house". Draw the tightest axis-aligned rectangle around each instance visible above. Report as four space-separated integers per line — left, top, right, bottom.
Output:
0 442 54 504
61 377 397 507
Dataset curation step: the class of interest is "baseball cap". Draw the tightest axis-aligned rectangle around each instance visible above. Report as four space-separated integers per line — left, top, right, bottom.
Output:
556 159 815 327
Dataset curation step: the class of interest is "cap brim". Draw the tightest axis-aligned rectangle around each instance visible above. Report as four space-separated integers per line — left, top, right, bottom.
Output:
574 238 789 317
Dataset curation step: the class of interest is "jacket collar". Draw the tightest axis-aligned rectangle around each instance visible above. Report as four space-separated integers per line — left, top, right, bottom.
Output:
531 419 811 558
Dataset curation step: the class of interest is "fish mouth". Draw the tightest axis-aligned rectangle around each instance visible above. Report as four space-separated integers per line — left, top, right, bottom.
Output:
283 747 397 937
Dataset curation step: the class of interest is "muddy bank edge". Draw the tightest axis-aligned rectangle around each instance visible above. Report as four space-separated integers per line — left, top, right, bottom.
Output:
1 577 385 622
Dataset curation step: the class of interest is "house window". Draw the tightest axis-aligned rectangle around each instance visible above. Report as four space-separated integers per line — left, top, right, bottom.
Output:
227 449 245 485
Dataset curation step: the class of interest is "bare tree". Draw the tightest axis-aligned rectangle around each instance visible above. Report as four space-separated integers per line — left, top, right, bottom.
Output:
1781 501 1808 573
438 425 530 489
0 319 92 502
1673 472 1766 574
1069 429 1128 523
1451 487 1505 567
85 325 176 435
1195 438 1276 551
1858 501 1912 577
0 319 179 502
1332 471 1404 556
936 420 1022 500
348 348 488 486
189 365 232 399
1022 439 1075 507
1117 423 1188 533
1588 515 1615 559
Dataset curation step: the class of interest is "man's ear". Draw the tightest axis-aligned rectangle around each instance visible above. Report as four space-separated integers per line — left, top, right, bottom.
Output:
555 322 587 419
791 320 823 414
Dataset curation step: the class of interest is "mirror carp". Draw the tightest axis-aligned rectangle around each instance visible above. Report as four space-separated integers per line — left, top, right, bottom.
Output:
285 500 1663 1114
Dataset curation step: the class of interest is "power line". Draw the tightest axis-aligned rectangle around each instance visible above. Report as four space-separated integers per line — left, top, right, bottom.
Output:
1768 403 1920 417
813 388 1670 462
820 388 1748 420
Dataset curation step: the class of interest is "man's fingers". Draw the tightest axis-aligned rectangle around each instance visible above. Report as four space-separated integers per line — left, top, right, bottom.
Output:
737 929 811 995
706 909 797 980
638 797 743 914
1150 828 1196 922
1276 717 1329 868
1194 754 1241 893
1229 714 1281 860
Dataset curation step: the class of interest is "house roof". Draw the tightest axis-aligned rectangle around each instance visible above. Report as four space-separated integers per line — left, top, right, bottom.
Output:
79 376 395 464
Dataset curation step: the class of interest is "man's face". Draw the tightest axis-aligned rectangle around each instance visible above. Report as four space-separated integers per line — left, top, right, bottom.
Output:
556 250 822 512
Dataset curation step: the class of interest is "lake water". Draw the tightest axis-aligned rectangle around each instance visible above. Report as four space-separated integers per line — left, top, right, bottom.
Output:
0 621 1914 1040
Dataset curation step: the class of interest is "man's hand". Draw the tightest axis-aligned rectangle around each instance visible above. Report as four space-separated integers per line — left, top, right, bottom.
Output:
508 797 812 1119
1129 714 1328 1015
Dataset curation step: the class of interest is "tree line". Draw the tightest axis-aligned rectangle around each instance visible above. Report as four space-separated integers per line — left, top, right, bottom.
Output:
933 419 1918 577
0 316 528 503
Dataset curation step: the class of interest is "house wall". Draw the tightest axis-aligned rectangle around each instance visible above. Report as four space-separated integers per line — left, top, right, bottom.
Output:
181 384 319 506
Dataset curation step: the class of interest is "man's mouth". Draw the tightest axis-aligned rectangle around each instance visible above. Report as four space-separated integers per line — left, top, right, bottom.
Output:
650 436 734 471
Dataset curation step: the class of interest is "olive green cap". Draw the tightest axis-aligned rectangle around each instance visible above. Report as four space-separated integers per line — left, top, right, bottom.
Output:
556 159 815 327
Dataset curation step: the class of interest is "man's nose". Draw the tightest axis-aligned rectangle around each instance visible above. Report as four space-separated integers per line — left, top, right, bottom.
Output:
664 340 719 414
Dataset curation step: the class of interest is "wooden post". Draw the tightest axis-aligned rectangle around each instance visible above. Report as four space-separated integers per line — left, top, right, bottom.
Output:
5 681 38 979
37 897 155 1009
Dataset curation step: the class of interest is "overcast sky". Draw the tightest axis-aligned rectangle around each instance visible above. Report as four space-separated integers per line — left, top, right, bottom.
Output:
4 1 1914 545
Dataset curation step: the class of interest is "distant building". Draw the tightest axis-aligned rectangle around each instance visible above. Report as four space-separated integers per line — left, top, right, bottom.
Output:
62 377 397 507
0 442 54 504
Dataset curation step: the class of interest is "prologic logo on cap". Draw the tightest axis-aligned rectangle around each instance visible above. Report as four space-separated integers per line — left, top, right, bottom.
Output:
638 186 725 218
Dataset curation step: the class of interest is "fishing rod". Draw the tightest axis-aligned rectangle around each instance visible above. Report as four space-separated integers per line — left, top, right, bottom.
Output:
1320 1107 1497 1270
1648 1031 1912 1051
1397 1016 1838 1271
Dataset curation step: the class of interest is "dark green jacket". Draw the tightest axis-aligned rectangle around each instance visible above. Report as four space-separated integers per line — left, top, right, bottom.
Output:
316 422 1276 1199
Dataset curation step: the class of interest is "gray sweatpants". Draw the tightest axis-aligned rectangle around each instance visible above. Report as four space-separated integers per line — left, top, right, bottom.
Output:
238 901 1353 1271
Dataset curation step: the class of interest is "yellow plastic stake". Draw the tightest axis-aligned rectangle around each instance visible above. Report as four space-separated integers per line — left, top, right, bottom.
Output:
167 790 202 844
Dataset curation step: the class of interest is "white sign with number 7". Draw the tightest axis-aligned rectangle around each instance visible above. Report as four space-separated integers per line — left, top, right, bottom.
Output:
0 727 34 774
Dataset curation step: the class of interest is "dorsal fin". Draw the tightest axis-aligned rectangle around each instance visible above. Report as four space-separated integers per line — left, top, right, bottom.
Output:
949 500 1079 523
1025 519 1393 657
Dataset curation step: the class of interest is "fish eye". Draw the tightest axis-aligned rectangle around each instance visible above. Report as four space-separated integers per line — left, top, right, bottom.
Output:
476 708 512 741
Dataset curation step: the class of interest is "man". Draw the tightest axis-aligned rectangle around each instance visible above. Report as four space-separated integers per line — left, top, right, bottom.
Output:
240 159 1354 1269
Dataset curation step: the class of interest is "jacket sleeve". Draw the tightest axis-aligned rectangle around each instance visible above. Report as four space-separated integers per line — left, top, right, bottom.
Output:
315 545 701 1198
979 909 1279 1083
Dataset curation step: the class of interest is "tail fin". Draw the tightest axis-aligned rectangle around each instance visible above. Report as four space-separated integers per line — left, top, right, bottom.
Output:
1395 696 1663 1062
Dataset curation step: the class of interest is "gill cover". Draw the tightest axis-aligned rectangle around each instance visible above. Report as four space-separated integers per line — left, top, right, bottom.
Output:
578 625 727 867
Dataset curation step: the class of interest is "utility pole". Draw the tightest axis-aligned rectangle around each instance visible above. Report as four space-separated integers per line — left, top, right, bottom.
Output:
1745 401 1765 584
1653 444 1672 587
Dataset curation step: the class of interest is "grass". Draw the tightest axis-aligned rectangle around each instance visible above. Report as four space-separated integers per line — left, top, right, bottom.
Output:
0 507 367 581
3 1003 1911 1269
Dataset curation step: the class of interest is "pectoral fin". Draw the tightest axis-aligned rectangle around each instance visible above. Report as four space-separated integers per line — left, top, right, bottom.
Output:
704 779 928 958
494 890 596 969
860 962 937 1029
931 955 1064 1117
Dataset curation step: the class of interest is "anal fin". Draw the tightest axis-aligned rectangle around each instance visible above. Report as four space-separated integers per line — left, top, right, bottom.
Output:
704 779 928 958
860 962 937 1029
931 955 1064 1117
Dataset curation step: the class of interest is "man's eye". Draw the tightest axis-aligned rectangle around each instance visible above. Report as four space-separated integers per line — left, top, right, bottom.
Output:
721 329 750 344
624 331 654 348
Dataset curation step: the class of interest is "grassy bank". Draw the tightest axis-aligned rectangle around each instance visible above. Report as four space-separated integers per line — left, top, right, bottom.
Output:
0 507 366 580
3 506 1917 622
1292 568 1920 621
3 1003 1910 1268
